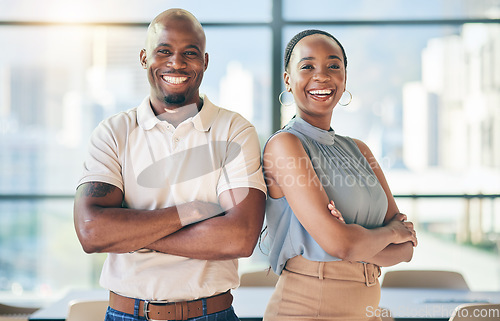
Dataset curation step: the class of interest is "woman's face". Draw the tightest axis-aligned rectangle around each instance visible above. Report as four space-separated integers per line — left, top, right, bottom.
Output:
285 34 346 126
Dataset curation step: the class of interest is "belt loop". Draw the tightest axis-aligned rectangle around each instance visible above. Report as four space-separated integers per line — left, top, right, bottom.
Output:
133 299 140 317
174 301 188 321
363 263 369 286
175 302 181 320
318 262 325 280
182 301 188 321
363 263 377 287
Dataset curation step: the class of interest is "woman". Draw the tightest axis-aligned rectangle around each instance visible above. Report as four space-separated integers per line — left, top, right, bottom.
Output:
262 29 418 321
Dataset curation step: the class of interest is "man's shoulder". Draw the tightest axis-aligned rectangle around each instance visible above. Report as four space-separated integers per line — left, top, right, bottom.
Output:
201 96 255 135
212 104 254 129
97 107 139 131
88 107 140 146
217 106 250 122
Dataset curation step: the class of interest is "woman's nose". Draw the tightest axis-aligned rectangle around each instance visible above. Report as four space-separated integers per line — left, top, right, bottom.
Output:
313 68 330 82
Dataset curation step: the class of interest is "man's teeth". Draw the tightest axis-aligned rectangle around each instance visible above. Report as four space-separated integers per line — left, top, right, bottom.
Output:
162 76 188 84
309 89 332 95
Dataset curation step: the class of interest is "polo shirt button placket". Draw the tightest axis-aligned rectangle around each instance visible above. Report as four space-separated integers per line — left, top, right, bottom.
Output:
160 124 171 134
173 136 180 148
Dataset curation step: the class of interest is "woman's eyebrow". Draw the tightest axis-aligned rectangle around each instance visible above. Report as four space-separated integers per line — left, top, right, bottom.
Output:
298 56 314 63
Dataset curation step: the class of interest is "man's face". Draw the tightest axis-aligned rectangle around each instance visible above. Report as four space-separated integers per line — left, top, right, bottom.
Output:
141 17 208 112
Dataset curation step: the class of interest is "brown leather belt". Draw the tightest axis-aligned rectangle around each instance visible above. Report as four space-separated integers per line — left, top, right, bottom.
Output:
109 291 233 321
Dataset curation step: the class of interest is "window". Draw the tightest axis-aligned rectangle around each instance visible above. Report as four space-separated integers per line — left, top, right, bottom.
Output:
283 0 499 20
0 0 272 23
1 0 499 305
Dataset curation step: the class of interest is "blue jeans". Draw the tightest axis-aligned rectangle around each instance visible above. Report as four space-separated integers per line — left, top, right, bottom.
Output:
104 299 241 321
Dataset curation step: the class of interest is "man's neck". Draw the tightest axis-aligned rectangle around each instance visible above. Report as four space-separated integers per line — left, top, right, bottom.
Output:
155 99 203 128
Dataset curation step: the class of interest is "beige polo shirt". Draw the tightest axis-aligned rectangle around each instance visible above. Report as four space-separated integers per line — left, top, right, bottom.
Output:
78 95 266 301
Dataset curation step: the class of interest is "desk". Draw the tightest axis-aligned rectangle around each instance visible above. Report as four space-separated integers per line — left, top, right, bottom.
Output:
379 288 500 320
29 288 500 321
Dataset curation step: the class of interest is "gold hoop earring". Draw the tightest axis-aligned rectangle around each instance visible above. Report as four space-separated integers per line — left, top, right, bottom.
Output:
338 90 352 106
279 90 294 106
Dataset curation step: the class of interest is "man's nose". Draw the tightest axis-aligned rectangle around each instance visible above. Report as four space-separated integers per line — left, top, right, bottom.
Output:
167 53 186 69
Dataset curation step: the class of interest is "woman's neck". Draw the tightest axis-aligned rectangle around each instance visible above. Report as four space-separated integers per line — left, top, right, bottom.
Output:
297 112 333 131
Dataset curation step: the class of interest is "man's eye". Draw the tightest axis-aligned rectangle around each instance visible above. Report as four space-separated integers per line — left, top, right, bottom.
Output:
158 49 170 54
185 51 198 56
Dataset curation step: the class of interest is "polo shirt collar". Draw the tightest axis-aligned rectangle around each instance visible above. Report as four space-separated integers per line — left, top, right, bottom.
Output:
137 96 161 131
137 94 219 132
192 94 219 132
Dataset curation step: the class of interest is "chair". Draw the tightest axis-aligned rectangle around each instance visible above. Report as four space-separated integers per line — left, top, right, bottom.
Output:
240 270 279 287
0 303 39 321
449 303 500 320
66 300 109 321
381 270 469 290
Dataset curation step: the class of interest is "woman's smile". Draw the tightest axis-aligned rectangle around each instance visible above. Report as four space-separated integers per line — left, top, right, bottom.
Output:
307 88 335 102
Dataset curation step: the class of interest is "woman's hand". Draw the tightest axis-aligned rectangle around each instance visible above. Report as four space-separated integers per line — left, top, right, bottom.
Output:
386 213 417 246
327 200 345 223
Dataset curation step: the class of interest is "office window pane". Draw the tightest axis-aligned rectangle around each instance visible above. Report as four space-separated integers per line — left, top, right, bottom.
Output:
0 0 272 23
0 199 105 301
0 26 146 194
203 27 273 142
284 0 500 21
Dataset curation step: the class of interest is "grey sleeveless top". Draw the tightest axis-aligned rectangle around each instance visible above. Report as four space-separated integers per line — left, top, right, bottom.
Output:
265 117 388 274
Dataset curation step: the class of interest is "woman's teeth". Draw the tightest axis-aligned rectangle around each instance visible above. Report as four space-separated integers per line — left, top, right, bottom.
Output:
309 89 332 95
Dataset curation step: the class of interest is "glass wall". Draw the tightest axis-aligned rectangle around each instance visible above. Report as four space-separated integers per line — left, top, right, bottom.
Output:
283 0 500 20
1 0 499 304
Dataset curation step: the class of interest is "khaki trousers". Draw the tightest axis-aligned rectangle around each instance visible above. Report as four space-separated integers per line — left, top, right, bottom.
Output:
264 256 382 321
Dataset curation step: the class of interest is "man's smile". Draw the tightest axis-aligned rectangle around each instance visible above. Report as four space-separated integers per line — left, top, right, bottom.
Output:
161 75 189 85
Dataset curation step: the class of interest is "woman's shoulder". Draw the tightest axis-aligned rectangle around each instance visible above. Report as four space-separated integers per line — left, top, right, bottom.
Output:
348 137 372 157
264 130 304 154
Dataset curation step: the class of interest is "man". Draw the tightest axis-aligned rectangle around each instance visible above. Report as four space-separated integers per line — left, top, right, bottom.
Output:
73 8 266 321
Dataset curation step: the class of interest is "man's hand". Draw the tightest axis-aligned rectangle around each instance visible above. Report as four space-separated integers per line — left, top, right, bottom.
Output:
145 188 266 260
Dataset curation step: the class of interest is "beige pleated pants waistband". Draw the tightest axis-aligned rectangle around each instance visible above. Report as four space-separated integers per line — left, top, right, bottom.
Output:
264 256 382 321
